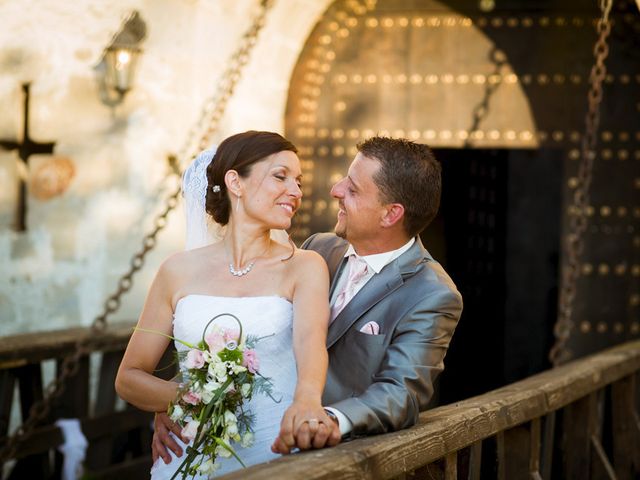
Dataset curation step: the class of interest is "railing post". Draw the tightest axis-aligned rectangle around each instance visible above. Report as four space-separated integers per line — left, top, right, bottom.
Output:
563 393 595 479
444 452 457 480
530 417 543 480
497 420 543 480
12 363 50 478
497 424 530 479
540 411 556 480
563 391 616 479
467 440 482 480
611 374 640 479
86 350 123 471
0 370 16 437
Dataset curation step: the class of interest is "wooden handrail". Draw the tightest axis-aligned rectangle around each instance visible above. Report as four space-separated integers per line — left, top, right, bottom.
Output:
219 339 640 479
0 410 152 460
0 322 135 369
1 327 637 478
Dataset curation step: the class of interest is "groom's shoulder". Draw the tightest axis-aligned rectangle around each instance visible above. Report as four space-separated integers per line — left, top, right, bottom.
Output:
301 232 347 252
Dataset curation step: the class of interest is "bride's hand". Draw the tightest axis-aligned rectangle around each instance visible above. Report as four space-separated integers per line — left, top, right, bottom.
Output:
152 411 185 463
271 397 335 453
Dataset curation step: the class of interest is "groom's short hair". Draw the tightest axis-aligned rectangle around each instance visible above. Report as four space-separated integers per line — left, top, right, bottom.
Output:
357 136 441 237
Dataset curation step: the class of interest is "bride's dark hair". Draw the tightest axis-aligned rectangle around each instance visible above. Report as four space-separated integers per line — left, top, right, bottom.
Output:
206 130 298 225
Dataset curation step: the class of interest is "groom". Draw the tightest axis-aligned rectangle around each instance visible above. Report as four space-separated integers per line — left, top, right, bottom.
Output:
272 136 462 452
152 136 462 459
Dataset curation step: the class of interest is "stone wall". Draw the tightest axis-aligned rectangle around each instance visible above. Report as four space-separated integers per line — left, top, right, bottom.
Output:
0 0 330 334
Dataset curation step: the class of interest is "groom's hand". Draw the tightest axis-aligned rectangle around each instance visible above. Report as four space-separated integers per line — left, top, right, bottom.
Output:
152 412 184 464
271 419 341 453
271 407 342 454
297 419 342 450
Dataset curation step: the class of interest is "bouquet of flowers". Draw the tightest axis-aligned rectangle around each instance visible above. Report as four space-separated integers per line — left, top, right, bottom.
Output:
137 313 276 479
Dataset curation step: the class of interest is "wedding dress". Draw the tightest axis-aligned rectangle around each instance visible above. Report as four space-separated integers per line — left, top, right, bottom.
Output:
150 294 296 479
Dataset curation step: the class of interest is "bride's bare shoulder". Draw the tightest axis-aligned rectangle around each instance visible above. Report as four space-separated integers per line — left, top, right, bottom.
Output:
159 244 223 280
287 247 329 277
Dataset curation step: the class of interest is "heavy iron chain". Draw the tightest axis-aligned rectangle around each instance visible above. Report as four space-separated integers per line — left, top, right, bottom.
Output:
0 0 274 464
549 0 613 366
463 46 508 148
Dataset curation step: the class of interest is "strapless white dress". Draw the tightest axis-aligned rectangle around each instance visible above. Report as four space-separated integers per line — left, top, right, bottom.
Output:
150 295 296 479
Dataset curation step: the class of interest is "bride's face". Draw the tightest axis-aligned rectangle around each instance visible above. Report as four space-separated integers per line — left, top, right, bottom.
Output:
238 150 303 230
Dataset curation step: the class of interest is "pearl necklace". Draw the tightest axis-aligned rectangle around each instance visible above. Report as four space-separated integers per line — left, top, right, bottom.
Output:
227 241 271 277
229 261 255 277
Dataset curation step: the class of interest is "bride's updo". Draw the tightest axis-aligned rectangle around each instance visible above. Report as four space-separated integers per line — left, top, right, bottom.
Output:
206 131 298 225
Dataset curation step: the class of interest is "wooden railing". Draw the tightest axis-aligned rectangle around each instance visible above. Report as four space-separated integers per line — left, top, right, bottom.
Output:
222 340 640 480
1 325 639 479
0 321 172 479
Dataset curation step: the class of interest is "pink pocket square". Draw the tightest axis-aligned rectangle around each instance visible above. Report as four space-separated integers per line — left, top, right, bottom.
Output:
359 321 380 335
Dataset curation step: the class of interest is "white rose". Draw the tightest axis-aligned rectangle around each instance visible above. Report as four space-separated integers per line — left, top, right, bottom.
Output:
241 383 251 397
198 458 219 475
241 432 254 448
169 405 184 422
181 419 200 441
232 364 247 374
224 410 237 425
214 362 228 381
216 445 232 458
201 390 214 404
207 355 221 372
227 422 238 436
204 380 221 392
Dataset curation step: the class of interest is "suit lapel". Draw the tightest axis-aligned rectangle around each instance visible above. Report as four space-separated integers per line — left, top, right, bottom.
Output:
326 239 430 348
327 261 404 348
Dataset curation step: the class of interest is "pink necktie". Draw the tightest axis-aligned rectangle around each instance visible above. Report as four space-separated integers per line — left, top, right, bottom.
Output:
331 255 369 323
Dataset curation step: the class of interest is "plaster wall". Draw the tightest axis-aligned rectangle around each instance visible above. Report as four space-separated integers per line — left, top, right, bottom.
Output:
0 0 330 334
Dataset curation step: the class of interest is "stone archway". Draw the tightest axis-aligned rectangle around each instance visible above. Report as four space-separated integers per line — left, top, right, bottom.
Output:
284 0 640 393
285 0 538 239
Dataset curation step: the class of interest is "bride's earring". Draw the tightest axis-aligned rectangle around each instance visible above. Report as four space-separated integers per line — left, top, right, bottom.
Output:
236 195 241 212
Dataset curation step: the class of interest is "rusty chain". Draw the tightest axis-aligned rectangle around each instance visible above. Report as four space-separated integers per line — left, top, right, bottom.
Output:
0 0 274 463
549 0 613 366
464 46 508 148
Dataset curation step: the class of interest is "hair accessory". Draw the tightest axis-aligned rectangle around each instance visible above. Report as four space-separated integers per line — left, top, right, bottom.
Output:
212 185 221 193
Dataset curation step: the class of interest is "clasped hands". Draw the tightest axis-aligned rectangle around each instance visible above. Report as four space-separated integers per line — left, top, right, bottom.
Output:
152 400 341 464
270 399 342 454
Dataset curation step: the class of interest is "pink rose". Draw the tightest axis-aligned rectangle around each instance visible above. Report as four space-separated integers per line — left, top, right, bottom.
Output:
181 419 200 441
184 349 205 369
242 349 259 374
205 331 225 354
182 390 202 405
223 328 240 344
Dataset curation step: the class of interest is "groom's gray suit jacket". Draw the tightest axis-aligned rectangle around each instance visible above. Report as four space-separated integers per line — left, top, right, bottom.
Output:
302 233 463 438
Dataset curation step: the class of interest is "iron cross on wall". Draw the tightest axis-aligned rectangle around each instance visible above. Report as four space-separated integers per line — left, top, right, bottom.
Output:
0 83 56 232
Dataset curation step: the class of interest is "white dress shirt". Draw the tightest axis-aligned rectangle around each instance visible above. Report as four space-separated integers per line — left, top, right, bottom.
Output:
326 237 416 435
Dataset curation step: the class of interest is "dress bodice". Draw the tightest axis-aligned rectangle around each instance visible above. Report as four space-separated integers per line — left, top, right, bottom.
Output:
173 294 294 350
152 294 296 478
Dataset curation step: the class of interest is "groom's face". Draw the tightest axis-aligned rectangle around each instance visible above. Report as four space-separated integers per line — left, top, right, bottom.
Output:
330 153 386 246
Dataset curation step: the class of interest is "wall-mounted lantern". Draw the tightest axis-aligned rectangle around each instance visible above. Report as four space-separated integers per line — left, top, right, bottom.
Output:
96 11 146 107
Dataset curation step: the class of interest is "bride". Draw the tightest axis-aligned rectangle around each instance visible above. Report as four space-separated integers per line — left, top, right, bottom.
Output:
115 131 335 478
